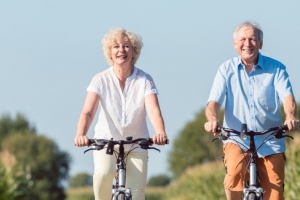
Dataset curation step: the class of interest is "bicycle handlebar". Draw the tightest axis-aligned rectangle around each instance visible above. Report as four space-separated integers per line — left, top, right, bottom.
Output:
84 136 169 154
212 124 293 142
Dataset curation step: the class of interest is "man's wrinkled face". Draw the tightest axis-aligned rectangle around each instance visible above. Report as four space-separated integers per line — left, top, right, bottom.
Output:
233 26 263 65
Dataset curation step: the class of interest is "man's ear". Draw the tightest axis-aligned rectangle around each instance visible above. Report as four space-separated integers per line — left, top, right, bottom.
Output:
259 40 263 49
233 40 237 49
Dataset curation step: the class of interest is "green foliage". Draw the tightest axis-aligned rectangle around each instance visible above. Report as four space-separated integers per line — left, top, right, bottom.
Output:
0 113 72 200
168 108 224 179
0 113 36 149
284 133 300 200
69 172 92 188
162 161 225 200
0 163 33 200
147 174 171 187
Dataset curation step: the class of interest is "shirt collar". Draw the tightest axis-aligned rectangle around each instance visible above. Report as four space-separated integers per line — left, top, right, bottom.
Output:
237 52 264 70
109 66 137 81
127 66 137 80
256 53 264 70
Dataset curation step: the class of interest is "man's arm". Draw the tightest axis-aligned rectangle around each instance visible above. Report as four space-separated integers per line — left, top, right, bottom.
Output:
283 94 299 131
204 101 221 135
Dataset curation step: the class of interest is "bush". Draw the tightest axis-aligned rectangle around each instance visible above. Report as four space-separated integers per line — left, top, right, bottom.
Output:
69 172 92 188
284 133 300 200
162 161 225 200
147 174 171 187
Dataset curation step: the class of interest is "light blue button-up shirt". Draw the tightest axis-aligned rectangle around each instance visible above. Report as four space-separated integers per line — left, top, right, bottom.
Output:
208 53 294 157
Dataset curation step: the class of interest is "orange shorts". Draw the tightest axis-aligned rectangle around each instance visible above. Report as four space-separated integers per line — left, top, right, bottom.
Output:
223 143 285 200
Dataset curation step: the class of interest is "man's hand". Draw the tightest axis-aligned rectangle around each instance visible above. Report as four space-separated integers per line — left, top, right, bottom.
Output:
204 121 220 136
284 118 300 132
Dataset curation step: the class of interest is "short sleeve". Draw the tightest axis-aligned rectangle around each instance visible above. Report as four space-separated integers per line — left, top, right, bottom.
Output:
144 74 158 96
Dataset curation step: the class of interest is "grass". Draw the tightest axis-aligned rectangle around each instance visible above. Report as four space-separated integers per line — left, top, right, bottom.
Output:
66 186 94 200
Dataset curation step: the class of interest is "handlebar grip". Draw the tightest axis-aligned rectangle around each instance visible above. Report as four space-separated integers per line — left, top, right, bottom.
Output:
282 124 288 130
88 139 95 145
216 126 222 132
149 138 169 144
274 125 289 139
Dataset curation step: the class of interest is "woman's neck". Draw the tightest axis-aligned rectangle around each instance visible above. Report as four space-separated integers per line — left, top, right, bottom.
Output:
113 64 134 81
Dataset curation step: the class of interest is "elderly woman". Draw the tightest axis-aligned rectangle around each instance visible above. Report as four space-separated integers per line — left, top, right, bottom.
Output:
74 28 168 200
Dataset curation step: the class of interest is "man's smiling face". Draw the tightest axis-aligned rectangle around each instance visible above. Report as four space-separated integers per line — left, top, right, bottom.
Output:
233 26 263 65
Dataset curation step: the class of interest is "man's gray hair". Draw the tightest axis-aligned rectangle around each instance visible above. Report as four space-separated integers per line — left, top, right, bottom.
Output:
233 21 263 41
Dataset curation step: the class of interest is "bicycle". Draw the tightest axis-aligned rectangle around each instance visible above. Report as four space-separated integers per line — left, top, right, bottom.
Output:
84 136 169 200
212 124 292 200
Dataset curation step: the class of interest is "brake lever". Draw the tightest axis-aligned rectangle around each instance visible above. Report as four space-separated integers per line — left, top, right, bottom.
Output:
84 145 105 154
147 147 161 152
282 135 294 140
211 132 230 142
84 148 96 154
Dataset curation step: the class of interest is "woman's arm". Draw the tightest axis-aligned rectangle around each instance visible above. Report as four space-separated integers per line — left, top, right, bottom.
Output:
74 92 100 146
145 94 167 145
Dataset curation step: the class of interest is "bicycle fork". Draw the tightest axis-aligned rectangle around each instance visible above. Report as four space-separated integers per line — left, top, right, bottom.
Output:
111 145 132 200
243 159 263 200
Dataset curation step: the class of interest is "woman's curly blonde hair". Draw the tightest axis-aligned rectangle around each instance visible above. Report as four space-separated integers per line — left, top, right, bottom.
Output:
101 28 143 66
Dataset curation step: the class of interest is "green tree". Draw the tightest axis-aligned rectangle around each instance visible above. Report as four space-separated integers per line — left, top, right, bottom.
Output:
168 108 224 179
147 174 171 187
0 113 36 149
0 113 72 200
69 172 92 188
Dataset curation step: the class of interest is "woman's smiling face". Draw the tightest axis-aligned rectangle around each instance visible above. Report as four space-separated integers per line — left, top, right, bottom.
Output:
111 38 133 66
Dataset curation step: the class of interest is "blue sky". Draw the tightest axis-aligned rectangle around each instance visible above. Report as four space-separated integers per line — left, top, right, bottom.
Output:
1 1 300 180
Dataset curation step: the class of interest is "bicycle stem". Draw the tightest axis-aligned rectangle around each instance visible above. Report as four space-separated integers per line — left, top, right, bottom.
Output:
118 143 126 187
249 131 258 186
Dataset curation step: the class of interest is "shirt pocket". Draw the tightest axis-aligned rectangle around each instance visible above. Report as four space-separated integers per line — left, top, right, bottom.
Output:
255 85 276 110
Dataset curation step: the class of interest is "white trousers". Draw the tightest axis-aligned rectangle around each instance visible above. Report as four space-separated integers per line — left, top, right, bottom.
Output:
93 149 148 200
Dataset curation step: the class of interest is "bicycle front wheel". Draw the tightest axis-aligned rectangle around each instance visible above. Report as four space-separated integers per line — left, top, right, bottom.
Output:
116 193 126 200
248 192 256 200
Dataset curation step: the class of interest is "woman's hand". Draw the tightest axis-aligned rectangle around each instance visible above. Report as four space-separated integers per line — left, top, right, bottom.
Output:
152 133 168 145
74 135 89 147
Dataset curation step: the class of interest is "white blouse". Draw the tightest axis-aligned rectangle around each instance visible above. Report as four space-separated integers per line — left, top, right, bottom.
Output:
87 66 158 150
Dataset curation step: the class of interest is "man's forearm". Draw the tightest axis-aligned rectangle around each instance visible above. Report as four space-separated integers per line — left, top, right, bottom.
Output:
284 94 297 120
205 101 221 122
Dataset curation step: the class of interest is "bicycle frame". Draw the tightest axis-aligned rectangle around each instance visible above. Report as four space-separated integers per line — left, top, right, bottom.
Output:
243 131 263 200
213 124 291 200
111 142 132 200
